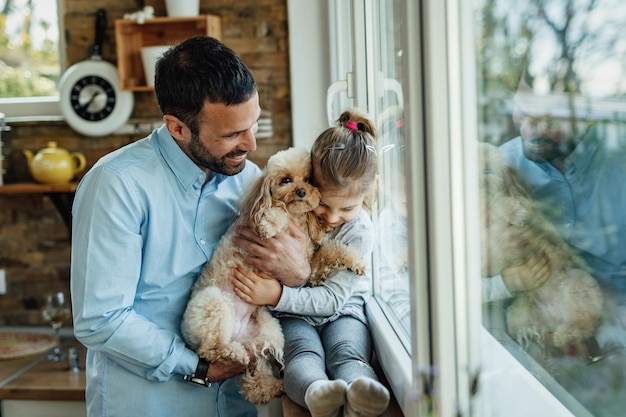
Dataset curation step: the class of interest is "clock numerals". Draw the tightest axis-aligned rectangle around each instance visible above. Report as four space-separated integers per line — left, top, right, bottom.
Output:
70 76 117 121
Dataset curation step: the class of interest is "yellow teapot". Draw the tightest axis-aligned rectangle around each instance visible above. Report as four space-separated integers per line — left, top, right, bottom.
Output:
23 141 87 184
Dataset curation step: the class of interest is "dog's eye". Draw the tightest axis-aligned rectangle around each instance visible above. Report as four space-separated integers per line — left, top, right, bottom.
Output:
305 178 311 183
281 178 292 184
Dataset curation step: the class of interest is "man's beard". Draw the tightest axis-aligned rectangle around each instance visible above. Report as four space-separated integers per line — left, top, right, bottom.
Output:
188 132 247 176
522 137 573 163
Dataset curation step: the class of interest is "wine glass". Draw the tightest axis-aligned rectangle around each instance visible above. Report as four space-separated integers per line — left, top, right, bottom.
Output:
41 291 71 361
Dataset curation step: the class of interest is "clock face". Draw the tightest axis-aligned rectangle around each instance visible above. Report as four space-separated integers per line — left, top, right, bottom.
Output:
59 60 134 137
70 75 116 121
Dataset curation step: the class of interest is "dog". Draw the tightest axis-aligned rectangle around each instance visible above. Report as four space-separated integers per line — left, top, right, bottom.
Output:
181 147 365 403
479 142 603 354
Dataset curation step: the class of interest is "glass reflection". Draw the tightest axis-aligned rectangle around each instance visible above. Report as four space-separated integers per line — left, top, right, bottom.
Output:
477 0 626 414
377 106 410 336
371 0 411 340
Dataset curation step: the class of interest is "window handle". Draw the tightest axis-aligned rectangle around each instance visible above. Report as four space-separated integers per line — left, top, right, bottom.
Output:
326 72 354 126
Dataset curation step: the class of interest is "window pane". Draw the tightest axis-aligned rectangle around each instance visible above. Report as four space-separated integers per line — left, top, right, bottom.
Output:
371 0 411 342
1 0 60 98
476 0 626 415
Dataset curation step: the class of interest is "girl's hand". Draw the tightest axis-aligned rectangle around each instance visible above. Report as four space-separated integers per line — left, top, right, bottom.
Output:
230 266 283 306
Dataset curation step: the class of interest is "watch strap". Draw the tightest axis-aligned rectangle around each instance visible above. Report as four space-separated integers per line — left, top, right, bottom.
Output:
184 358 211 387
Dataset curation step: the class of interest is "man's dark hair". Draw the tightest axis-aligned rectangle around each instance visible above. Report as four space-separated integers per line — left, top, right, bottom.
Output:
155 36 257 134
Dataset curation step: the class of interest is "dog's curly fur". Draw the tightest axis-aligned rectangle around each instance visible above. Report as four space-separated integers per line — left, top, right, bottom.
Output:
181 147 365 404
479 142 603 352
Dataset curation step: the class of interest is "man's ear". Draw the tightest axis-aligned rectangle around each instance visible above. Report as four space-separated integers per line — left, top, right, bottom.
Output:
163 114 187 141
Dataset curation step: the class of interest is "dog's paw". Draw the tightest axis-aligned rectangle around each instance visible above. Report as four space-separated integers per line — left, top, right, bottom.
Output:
255 208 289 239
256 221 279 239
240 363 285 404
309 241 366 285
310 260 365 284
348 260 367 276
198 342 250 367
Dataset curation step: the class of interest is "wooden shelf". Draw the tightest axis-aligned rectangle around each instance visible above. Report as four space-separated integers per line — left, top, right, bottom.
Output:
115 15 222 91
0 182 79 229
0 182 78 194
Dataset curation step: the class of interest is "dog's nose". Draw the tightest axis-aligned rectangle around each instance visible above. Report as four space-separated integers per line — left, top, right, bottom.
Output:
296 188 307 198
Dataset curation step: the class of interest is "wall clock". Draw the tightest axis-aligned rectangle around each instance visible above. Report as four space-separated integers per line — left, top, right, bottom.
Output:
59 9 134 137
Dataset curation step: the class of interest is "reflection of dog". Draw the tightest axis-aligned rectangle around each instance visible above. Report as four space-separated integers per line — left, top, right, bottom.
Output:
181 147 365 403
479 143 603 352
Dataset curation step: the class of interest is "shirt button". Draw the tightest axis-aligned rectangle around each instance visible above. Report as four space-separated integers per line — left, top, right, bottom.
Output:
200 239 206 245
563 222 572 228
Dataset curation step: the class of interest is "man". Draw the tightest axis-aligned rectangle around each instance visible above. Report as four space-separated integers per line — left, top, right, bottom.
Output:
483 74 626 351
70 36 310 417
499 79 626 297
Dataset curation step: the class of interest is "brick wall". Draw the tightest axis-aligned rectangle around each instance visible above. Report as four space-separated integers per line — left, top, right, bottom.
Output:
0 0 291 326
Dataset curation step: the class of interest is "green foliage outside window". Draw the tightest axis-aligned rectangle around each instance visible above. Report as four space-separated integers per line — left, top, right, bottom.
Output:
0 5 60 98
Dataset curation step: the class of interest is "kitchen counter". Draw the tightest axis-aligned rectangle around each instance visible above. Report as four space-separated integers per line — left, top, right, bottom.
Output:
0 332 85 401
0 355 38 385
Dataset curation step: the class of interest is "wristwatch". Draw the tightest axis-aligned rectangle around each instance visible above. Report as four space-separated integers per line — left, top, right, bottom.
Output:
184 358 211 387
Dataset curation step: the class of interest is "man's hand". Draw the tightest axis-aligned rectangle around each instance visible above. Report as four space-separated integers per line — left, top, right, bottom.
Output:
502 252 551 292
482 223 542 277
206 360 247 382
232 221 310 287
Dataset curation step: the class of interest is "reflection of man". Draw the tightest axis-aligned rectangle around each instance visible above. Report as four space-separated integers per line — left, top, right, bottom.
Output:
483 74 626 348
500 87 626 297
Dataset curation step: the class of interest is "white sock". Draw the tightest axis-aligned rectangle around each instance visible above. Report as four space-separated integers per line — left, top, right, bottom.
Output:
304 379 348 417
344 377 390 417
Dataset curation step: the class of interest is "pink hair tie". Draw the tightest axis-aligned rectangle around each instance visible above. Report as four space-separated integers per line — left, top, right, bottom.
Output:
345 120 358 131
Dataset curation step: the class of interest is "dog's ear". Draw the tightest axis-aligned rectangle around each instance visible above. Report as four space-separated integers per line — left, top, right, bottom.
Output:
239 171 276 227
306 211 328 244
502 166 532 200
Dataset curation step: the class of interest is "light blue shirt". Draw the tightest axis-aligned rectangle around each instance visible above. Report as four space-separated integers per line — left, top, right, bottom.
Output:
499 125 626 296
272 208 373 326
70 125 260 417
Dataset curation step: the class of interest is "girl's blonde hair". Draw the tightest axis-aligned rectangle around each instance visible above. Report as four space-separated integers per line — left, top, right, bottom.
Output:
311 109 378 201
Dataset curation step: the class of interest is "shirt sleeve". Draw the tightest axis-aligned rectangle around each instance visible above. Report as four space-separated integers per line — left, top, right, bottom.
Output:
275 269 369 316
70 166 197 381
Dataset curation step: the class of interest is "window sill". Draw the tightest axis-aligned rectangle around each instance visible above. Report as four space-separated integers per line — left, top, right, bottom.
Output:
0 97 62 122
366 299 417 417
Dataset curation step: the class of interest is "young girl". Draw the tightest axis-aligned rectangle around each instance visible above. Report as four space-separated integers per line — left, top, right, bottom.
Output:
230 109 390 417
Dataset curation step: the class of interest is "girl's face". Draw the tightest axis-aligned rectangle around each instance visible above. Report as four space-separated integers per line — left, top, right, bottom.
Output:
313 186 364 229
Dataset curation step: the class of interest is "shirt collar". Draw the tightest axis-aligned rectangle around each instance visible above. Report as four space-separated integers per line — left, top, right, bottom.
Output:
564 124 600 175
155 124 208 190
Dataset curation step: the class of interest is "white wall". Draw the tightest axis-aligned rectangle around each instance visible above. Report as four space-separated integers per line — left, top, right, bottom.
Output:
287 0 331 150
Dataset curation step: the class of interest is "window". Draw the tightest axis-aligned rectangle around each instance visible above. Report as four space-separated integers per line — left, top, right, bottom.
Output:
0 0 63 118
331 0 626 416
299 0 626 415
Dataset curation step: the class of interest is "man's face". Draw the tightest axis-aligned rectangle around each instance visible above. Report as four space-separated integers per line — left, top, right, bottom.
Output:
512 92 579 163
182 92 261 176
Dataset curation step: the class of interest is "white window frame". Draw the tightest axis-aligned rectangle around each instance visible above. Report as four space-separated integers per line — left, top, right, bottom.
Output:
419 0 483 414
